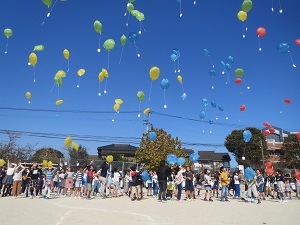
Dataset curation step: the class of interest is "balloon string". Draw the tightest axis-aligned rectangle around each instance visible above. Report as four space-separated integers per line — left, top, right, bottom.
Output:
288 51 296 68
271 0 274 12
50 82 56 93
134 42 140 57
278 0 282 13
138 101 141 117
119 47 124 64
98 34 102 52
33 67 36 83
126 13 130 26
179 1 182 17
202 120 204 133
223 111 228 120
67 59 70 72
57 85 60 100
98 82 101 96
245 19 248 31
139 22 142 34
242 78 251 89
194 0 197 5
107 51 110 69
104 78 108 93
177 58 181 72
112 112 116 122
4 38 8 54
148 81 153 101
173 60 177 73
163 90 167 108
77 76 81 88
211 77 214 90
225 71 230 84
257 36 262 51
48 0 58 17
210 125 212 134
141 22 146 32
209 56 214 68
242 22 246 38
181 83 185 94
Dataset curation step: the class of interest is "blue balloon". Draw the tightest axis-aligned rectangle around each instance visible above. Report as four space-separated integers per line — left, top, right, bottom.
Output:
209 119 213 125
170 54 178 61
176 157 186 166
202 98 209 107
181 93 187 100
244 167 256 180
203 49 210 56
225 63 231 72
209 69 216 77
221 61 225 68
173 48 180 57
211 101 216 108
226 56 234 64
243 130 252 143
141 170 150 182
161 79 170 90
166 154 177 165
148 131 157 141
128 32 137 42
189 152 200 162
176 0 181 3
199 111 205 120
218 106 224 112
278 43 290 53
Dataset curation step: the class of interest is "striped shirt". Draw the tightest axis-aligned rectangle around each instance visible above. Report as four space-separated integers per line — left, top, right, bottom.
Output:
74 171 83 182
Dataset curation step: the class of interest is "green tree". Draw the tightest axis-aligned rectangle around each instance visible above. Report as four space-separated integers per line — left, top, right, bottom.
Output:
30 147 64 164
69 145 89 166
135 128 188 171
282 134 300 169
224 127 268 168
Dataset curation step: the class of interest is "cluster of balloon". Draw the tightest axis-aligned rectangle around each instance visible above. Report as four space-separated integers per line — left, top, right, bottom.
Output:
106 155 113 163
42 160 48 168
171 48 181 73
166 154 177 165
148 131 157 141
52 70 66 105
103 38 116 69
63 49 70 72
76 68 85 88
256 27 266 51
119 34 127 64
203 49 215 68
94 20 103 52
28 52 38 82
137 91 145 117
244 167 256 180
265 161 274 175
189 152 200 162
148 66 160 101
271 0 283 13
128 32 140 57
124 1 146 34
64 136 72 148
42 0 60 25
0 159 6 167
177 75 186 100
278 43 296 68
243 130 252 143
25 92 31 104
98 68 108 96
4 28 13 54
238 0 253 38
234 68 250 93
221 56 234 84
161 79 170 108
263 122 272 136
177 157 186 166
112 98 123 122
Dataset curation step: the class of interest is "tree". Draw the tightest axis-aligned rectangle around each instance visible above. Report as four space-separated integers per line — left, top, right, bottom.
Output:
135 128 188 171
30 147 64 164
282 134 300 169
69 145 89 166
0 130 35 162
224 127 268 168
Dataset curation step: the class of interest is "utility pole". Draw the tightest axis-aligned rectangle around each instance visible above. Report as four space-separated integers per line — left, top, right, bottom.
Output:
260 139 265 169
143 113 153 133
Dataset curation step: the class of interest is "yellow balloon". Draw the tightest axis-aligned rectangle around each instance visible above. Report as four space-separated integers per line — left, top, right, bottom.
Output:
106 155 113 163
47 161 53 167
63 49 70 60
0 159 6 167
103 69 108 78
26 92 31 99
149 66 160 81
56 99 64 105
143 108 151 114
113 103 120 111
115 99 123 105
237 10 247 22
64 136 72 148
98 72 105 82
177 75 182 84
77 69 85 77
42 160 48 168
29 52 37 67
56 70 66 78
72 142 79 151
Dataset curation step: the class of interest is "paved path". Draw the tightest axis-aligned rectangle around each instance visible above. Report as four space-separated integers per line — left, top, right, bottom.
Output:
0 194 299 225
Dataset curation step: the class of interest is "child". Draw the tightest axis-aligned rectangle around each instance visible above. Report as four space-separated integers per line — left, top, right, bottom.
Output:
152 171 158 197
285 179 292 200
203 169 213 201
74 167 83 199
93 170 99 196
167 174 175 200
12 162 25 198
43 166 59 199
123 170 131 196
28 163 42 199
112 168 121 197
65 167 74 197
146 170 153 196
1 162 17 197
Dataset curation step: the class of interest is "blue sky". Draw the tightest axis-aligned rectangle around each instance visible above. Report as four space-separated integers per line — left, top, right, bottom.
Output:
0 0 299 167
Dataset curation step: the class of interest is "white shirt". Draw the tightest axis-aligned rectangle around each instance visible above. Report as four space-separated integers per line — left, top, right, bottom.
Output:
234 175 240 184
113 172 121 183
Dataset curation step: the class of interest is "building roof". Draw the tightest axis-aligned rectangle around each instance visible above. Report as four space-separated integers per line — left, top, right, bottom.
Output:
184 149 194 155
198 151 230 161
262 126 290 142
97 144 138 152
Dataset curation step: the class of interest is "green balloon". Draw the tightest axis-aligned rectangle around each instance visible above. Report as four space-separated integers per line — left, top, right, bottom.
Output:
4 28 13 38
241 0 253 13
137 91 145 101
42 0 53 8
120 35 127 47
129 0 135 2
54 76 63 86
136 12 145 22
103 39 115 51
131 10 139 17
94 20 102 34
34 45 45 51
127 3 134 12
234 68 244 77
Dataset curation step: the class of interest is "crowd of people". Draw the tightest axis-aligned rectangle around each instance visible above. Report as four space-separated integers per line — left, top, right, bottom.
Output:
0 159 299 205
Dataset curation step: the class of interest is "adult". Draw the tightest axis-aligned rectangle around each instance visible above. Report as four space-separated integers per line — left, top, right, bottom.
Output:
1 162 17 197
12 162 25 198
157 160 171 202
220 166 229 202
238 170 246 200
99 161 109 197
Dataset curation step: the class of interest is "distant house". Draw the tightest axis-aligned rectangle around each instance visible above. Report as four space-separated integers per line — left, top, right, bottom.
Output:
97 144 138 162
